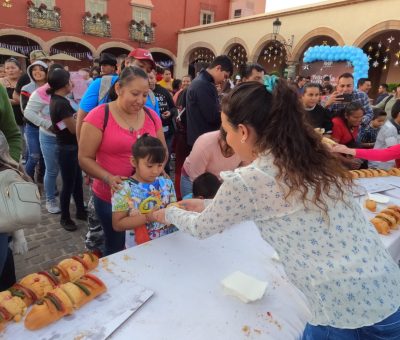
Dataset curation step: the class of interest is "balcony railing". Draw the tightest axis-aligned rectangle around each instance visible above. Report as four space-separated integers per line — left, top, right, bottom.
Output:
129 21 155 44
82 15 111 38
27 6 61 31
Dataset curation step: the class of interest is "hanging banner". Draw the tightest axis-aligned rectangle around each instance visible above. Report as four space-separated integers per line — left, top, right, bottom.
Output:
300 61 354 87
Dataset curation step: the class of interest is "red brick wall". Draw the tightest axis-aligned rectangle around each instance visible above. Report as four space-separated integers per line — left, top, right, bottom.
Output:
0 0 230 57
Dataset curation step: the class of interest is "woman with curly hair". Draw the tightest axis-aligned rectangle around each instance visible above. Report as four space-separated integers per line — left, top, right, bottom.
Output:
152 79 400 339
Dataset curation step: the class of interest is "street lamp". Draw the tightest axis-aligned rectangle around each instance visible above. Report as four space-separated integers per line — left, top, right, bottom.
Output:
272 18 281 38
272 18 294 53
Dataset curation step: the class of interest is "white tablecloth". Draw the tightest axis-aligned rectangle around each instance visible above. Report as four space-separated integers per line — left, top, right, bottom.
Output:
108 221 311 340
7 177 400 339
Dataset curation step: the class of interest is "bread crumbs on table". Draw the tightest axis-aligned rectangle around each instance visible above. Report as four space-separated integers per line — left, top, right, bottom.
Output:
123 254 133 261
242 325 251 335
265 311 282 330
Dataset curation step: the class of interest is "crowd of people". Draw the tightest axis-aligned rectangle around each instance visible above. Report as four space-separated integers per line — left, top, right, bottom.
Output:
2 47 400 339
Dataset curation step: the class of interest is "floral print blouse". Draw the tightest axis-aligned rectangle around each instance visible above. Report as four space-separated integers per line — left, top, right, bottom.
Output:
165 154 400 328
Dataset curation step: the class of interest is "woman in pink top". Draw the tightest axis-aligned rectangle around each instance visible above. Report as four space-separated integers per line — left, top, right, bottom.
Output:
332 143 400 167
180 129 241 197
78 67 166 255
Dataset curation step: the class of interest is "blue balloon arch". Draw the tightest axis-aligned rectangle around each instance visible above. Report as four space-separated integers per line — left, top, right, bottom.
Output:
303 45 369 85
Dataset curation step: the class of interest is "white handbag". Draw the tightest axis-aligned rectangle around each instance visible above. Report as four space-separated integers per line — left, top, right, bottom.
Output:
0 168 41 233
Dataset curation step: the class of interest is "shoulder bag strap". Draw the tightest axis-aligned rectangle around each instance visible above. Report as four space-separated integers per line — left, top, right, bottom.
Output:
143 106 155 126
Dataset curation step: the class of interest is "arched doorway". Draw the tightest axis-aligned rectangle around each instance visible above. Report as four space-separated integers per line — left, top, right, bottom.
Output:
152 52 175 76
0 34 42 70
226 44 247 77
50 41 93 71
188 47 215 78
361 30 400 98
257 41 287 76
101 47 130 58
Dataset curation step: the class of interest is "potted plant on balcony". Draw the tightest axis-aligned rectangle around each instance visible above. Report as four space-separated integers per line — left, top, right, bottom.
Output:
95 12 102 22
38 3 47 12
83 11 91 20
102 14 110 23
27 0 35 11
53 6 61 16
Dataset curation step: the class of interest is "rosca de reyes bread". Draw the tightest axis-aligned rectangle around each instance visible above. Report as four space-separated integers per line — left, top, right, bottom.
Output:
73 252 99 272
370 205 400 235
381 208 400 226
0 252 100 331
19 273 58 301
8 283 37 307
24 274 106 330
370 217 390 235
0 291 27 322
349 168 395 178
321 137 337 146
51 258 86 283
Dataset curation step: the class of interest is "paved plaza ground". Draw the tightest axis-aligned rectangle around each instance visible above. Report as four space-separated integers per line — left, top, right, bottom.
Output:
14 190 88 280
14 163 176 280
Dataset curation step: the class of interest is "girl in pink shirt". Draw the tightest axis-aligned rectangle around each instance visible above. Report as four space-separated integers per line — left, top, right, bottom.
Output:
181 129 241 197
79 67 166 255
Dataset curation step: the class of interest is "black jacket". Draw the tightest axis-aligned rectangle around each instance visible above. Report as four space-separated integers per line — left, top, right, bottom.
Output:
186 70 220 146
153 84 176 132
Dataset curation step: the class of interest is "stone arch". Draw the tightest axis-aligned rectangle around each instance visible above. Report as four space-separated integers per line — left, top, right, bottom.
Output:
292 27 344 62
149 47 177 65
251 33 288 62
97 42 132 56
353 20 400 47
0 28 46 51
46 36 96 56
182 41 217 69
221 37 250 57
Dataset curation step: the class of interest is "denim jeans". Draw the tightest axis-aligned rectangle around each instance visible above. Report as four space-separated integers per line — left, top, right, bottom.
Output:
19 124 27 161
180 173 193 198
24 124 45 181
39 131 59 201
93 194 125 256
58 144 85 220
0 233 16 290
302 308 400 340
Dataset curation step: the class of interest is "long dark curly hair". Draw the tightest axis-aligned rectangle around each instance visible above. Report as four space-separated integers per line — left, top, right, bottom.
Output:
221 80 351 211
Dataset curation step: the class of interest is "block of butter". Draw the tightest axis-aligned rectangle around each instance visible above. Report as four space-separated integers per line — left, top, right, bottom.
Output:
221 271 268 303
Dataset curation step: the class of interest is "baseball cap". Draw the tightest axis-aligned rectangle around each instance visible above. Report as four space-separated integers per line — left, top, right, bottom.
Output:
128 48 156 70
30 50 50 61
99 53 117 67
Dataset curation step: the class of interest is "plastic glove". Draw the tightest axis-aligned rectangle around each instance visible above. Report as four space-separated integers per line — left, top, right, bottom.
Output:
10 229 28 255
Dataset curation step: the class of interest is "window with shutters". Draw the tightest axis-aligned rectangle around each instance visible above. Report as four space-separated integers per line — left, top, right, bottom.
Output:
85 0 107 15
33 0 54 7
200 10 214 25
132 6 151 24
